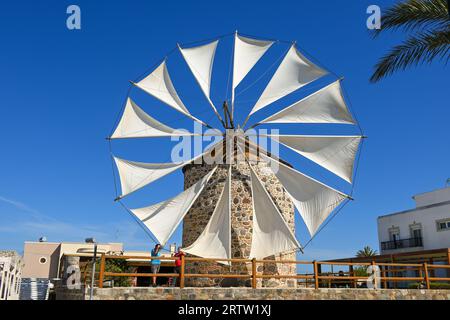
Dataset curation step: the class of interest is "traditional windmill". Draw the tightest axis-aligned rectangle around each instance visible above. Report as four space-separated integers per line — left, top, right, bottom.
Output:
108 32 363 284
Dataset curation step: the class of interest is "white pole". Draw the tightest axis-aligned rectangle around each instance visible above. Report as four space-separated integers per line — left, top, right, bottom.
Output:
0 270 4 300
89 243 98 301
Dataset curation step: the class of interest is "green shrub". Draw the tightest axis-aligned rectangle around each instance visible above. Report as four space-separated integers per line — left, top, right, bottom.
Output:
353 267 368 277
94 258 133 287
408 282 450 289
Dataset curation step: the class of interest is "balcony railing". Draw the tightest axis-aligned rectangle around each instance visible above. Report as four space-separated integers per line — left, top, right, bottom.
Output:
381 237 423 251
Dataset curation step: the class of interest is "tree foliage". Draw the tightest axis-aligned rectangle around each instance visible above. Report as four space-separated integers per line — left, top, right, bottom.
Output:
370 0 449 82
356 246 378 257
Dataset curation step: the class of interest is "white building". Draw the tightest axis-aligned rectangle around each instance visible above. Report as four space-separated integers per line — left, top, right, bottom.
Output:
377 186 450 255
0 251 23 300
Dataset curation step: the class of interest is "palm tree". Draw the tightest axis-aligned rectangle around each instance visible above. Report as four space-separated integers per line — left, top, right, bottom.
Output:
370 0 449 82
356 246 378 257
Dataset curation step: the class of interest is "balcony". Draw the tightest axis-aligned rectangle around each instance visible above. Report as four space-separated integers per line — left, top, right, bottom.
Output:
381 237 423 251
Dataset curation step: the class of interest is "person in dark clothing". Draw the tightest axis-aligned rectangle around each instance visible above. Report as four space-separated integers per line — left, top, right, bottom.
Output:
172 247 185 287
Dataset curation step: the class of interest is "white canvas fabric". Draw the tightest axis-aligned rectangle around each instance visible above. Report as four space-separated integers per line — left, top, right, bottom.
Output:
179 40 218 100
263 156 348 237
232 34 274 92
114 140 224 198
110 98 195 139
248 163 300 259
249 44 327 116
130 167 217 246
269 135 362 183
237 135 349 236
179 40 222 123
114 158 186 198
259 80 355 125
134 60 190 115
183 166 231 265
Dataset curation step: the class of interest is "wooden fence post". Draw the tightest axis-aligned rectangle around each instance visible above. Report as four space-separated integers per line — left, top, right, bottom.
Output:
98 254 105 288
381 265 387 289
180 255 185 289
313 261 319 289
391 255 397 289
251 258 257 289
423 263 430 289
349 265 356 288
447 249 450 279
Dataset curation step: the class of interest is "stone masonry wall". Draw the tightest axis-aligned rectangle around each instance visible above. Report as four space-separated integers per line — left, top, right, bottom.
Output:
54 282 86 300
182 159 296 288
82 287 450 300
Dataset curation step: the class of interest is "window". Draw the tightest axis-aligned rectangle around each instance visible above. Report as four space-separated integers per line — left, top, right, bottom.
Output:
436 218 450 231
39 257 47 264
410 224 422 239
389 227 400 241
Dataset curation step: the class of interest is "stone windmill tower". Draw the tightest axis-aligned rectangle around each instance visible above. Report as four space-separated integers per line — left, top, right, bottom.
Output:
182 140 298 287
109 32 363 288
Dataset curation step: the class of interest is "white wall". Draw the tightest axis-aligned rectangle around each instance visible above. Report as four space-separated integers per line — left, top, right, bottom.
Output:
377 187 450 254
0 256 22 300
378 203 450 253
413 187 450 207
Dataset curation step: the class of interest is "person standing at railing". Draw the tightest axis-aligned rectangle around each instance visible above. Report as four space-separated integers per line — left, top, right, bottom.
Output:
172 247 185 287
151 244 161 287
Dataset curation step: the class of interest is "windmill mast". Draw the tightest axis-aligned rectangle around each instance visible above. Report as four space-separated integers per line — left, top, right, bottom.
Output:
222 101 234 129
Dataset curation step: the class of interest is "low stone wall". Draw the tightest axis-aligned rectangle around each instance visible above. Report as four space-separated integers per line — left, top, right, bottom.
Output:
56 287 450 300
54 283 86 300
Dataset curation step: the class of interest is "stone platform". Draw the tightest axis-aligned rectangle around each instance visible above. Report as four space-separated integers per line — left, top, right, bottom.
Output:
55 286 450 300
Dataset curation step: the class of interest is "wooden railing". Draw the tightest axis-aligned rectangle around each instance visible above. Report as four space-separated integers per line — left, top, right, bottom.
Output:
65 254 450 290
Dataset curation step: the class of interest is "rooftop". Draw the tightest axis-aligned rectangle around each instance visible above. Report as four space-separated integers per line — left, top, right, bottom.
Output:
24 241 122 245
0 250 20 258
378 186 450 220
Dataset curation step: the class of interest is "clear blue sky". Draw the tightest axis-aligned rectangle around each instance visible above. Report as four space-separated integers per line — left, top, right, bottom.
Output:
0 1 448 261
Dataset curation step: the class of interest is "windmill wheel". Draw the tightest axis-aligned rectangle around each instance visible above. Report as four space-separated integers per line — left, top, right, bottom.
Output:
108 32 364 263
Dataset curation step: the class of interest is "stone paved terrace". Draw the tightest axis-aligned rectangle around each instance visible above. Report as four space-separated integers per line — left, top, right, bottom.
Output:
55 286 450 300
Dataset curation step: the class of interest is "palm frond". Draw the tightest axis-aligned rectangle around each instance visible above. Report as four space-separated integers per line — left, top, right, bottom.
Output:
370 27 450 82
373 0 449 37
356 246 378 257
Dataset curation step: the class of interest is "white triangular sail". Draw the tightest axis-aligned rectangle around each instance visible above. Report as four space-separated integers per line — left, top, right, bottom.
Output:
232 34 274 99
130 167 217 246
179 40 218 100
237 138 348 237
110 98 195 139
114 140 224 198
134 60 189 114
249 44 327 116
183 166 231 265
179 40 224 124
133 60 207 127
263 155 348 237
248 163 300 259
114 158 186 199
268 135 362 183
259 80 355 125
